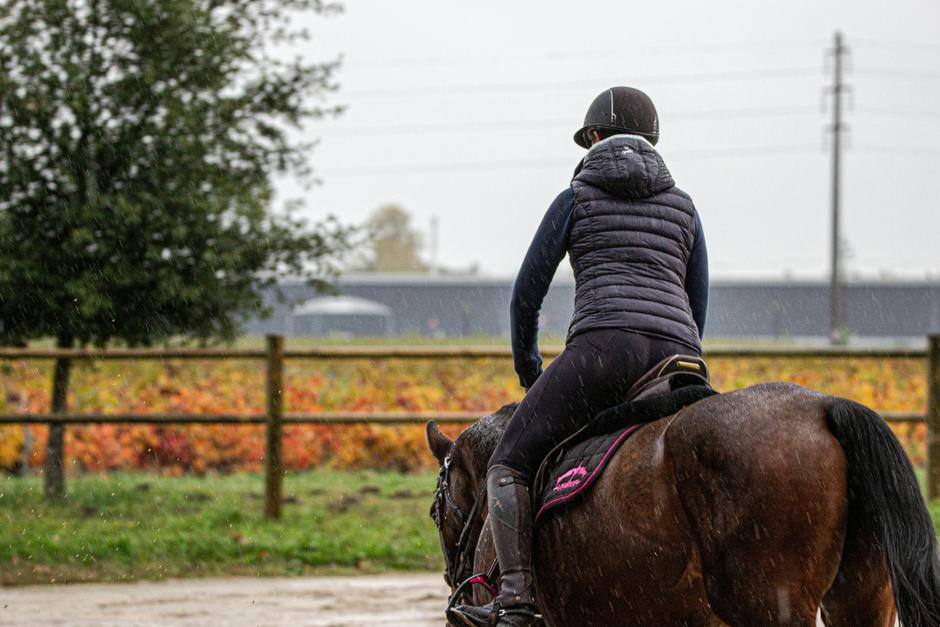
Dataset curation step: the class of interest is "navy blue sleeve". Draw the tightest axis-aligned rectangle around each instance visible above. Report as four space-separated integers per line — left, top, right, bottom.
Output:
511 188 575 387
685 211 709 338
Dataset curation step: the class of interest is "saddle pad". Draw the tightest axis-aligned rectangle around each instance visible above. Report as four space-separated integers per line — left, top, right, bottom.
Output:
534 422 646 524
531 385 718 525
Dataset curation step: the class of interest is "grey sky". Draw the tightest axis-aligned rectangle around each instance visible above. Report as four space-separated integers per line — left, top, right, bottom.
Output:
278 0 940 279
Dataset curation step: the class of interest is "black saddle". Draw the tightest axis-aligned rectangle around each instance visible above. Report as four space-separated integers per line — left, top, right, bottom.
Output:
625 353 711 402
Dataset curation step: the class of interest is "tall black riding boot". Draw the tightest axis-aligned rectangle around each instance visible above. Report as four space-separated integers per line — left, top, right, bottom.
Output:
448 465 540 627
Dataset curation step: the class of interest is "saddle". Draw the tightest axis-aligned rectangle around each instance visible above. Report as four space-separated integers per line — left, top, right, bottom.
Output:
626 353 711 402
532 354 716 524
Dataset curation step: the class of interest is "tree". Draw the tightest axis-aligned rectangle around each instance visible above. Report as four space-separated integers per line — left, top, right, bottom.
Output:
358 205 427 272
0 0 352 497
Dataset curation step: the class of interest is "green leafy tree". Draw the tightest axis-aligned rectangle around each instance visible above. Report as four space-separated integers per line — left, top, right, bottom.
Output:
357 204 428 272
0 0 351 497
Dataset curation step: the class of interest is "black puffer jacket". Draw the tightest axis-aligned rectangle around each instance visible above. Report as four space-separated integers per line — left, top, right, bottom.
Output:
568 135 701 352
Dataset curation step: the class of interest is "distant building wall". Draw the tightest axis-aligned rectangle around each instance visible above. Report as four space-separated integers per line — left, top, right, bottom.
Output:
243 275 940 340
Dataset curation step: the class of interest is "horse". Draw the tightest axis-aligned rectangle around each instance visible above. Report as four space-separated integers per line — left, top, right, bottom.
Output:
426 382 940 627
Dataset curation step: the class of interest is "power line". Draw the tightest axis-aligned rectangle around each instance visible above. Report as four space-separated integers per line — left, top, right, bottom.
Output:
317 105 940 139
856 68 940 81
323 105 818 136
343 67 820 99
318 104 940 139
349 40 820 70
321 144 820 178
854 39 940 55
861 107 940 120
671 144 819 160
326 158 571 176
856 145 940 158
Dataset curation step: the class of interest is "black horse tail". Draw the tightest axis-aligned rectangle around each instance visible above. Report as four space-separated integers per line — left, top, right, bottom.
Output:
826 398 940 627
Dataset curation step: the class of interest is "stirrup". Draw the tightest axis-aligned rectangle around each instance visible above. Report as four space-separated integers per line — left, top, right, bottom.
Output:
497 606 542 620
447 603 541 627
446 572 499 613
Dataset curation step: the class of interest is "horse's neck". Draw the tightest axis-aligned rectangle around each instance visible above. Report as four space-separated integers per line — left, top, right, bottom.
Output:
460 404 514 502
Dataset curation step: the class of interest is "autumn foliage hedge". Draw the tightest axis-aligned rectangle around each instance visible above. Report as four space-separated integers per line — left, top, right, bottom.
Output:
0 355 928 474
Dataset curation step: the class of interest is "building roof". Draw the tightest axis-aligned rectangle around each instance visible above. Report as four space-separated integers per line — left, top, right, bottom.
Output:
293 295 392 317
323 273 940 288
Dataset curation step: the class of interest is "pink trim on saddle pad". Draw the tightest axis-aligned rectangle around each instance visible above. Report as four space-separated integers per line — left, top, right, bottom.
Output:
534 423 642 524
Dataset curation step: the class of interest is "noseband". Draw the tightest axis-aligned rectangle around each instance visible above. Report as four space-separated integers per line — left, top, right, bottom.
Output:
431 454 492 605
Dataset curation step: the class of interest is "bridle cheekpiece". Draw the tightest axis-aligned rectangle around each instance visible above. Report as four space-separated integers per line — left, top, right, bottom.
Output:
431 453 494 608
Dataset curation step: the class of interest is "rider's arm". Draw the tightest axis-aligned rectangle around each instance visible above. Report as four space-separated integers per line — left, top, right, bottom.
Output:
685 211 709 339
511 188 575 388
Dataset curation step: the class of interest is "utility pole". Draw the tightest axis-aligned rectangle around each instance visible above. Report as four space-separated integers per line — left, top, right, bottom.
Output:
826 31 850 344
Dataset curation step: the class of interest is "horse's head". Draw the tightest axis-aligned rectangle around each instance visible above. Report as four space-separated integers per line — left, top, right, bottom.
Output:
425 405 516 597
426 420 486 594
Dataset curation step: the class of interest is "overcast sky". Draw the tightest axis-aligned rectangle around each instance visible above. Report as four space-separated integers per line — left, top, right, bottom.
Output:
277 0 940 280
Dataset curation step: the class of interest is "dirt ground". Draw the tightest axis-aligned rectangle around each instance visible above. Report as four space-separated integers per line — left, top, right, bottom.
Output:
0 574 450 627
0 574 840 626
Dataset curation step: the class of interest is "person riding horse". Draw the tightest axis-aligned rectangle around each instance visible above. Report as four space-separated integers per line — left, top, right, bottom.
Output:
449 87 709 627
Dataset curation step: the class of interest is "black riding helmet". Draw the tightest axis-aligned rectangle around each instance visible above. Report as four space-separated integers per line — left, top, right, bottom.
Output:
574 87 659 148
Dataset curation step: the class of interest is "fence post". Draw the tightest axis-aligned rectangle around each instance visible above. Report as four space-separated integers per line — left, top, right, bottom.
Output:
264 335 285 519
927 335 940 501
44 355 71 500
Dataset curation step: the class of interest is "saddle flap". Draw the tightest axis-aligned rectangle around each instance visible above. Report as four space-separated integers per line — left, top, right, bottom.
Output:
533 423 646 525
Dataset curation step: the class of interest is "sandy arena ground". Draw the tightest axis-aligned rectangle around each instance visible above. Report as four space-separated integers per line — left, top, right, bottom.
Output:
0 574 451 627
0 574 842 626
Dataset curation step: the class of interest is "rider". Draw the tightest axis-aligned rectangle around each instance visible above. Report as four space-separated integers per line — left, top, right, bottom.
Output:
449 87 709 627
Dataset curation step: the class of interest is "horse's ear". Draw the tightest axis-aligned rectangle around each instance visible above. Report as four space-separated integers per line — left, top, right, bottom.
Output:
426 421 453 465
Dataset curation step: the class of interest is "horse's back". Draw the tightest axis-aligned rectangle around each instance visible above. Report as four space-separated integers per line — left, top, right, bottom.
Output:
666 381 834 461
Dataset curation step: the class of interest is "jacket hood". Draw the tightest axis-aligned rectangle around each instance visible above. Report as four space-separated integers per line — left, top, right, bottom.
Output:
573 134 674 199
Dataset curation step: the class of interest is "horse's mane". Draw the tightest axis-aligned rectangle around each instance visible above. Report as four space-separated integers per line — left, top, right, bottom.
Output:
455 402 517 464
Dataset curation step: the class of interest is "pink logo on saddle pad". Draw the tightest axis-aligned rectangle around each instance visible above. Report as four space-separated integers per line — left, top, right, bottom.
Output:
554 466 588 492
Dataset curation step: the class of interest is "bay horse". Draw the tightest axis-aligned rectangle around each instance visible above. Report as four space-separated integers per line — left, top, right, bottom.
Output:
426 382 940 626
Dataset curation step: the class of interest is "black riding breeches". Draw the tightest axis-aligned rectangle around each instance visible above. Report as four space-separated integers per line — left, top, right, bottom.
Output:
488 329 694 483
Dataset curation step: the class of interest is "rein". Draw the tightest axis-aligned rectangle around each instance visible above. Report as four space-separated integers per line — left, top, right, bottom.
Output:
432 454 494 605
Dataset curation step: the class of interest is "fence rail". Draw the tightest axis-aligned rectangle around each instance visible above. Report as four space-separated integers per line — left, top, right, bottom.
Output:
0 344 929 360
0 410 925 425
1 335 938 515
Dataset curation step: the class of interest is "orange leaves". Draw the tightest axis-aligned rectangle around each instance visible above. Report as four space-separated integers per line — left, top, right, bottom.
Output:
0 355 928 473
708 357 926 412
0 425 23 468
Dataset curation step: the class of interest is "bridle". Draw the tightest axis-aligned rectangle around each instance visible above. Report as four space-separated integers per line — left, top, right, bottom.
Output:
431 453 494 607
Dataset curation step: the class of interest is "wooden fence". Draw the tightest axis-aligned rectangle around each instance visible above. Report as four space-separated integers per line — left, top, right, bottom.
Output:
1 335 939 516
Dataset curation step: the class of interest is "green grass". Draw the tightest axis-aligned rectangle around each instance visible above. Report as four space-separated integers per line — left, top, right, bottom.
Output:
0 471 442 585
2 470 939 587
